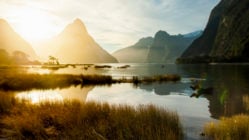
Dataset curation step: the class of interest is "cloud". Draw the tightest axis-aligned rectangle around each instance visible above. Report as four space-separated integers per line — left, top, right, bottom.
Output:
0 0 220 53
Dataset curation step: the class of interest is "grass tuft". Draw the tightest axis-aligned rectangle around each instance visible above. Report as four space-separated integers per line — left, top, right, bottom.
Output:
0 95 183 140
204 114 249 140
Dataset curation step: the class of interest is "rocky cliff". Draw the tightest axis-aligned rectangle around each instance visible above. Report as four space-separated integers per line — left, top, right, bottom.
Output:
178 0 249 63
147 31 200 63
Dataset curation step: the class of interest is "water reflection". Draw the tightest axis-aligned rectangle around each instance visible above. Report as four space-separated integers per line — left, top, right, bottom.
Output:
179 64 249 119
15 86 94 103
6 63 249 140
87 84 210 117
17 90 63 103
8 64 249 119
138 81 192 95
14 83 211 119
86 83 215 139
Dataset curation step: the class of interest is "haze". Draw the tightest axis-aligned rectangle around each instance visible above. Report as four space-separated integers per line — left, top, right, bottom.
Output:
0 0 219 53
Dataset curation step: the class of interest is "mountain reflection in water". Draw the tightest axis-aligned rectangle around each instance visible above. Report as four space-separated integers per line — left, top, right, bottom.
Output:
16 86 94 103
11 63 249 119
10 63 249 140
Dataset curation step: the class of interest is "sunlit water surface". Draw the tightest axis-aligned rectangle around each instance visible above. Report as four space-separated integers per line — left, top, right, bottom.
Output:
5 63 249 140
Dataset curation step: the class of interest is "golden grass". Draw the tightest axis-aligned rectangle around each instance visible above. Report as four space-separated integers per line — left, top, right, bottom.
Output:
0 92 17 114
204 114 249 140
0 93 183 140
0 73 181 91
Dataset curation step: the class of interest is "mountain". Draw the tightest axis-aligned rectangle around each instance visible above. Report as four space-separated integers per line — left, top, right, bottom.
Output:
45 19 118 64
183 30 203 38
147 31 201 63
0 19 37 60
178 0 249 63
112 37 153 63
113 31 201 63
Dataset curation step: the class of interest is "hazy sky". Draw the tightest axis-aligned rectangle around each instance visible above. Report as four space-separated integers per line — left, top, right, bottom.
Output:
0 0 220 53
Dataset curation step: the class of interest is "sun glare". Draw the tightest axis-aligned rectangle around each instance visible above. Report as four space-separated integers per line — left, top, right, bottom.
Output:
16 90 63 104
11 7 55 43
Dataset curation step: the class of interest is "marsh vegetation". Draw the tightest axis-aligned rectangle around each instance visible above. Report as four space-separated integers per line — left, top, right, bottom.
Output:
0 92 182 140
0 72 181 91
204 95 249 140
204 114 249 140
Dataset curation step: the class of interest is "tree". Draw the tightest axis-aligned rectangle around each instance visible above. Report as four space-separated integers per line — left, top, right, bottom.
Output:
48 56 60 65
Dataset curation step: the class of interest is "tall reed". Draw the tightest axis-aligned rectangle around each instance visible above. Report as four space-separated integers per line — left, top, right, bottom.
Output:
204 114 249 140
0 97 182 140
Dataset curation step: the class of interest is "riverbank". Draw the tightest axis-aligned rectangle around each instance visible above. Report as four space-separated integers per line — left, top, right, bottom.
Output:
0 92 182 139
0 73 180 91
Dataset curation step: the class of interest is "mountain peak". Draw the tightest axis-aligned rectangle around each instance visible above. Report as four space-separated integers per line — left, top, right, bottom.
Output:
47 18 118 63
0 18 7 24
73 18 85 26
62 18 88 35
0 19 10 28
183 30 203 38
155 30 170 39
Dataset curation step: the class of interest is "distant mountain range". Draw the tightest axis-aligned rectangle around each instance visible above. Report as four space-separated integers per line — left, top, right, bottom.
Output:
43 19 118 64
0 18 118 64
112 37 153 63
6 0 249 65
0 19 38 60
113 30 201 63
178 0 249 63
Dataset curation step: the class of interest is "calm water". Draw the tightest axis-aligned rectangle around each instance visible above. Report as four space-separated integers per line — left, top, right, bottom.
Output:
3 63 249 139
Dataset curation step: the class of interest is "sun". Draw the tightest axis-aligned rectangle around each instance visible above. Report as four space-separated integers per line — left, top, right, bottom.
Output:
11 7 55 43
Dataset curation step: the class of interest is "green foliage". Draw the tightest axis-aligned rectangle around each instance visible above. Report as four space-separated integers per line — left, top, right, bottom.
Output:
178 0 249 63
219 89 228 105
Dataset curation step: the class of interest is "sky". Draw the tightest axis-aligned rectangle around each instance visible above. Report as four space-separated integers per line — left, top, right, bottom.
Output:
0 0 220 53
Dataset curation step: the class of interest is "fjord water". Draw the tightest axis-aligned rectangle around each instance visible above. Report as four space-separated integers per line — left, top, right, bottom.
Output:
13 63 249 139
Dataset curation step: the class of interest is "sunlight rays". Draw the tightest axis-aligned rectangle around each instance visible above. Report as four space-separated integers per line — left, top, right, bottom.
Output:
10 7 55 43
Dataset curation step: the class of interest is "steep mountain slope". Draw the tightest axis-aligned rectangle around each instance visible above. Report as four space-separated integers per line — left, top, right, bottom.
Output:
46 19 117 64
147 31 200 63
112 37 153 63
178 0 249 63
0 19 37 60
113 31 200 63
